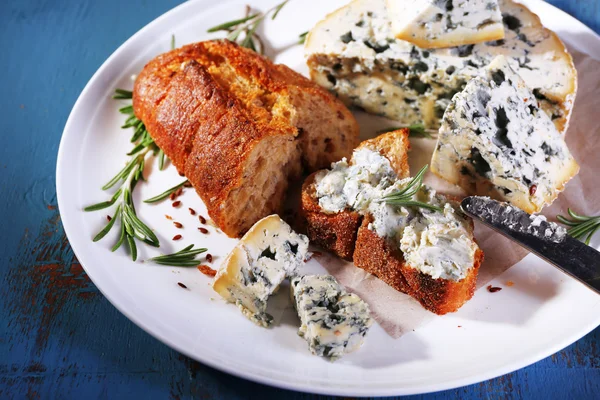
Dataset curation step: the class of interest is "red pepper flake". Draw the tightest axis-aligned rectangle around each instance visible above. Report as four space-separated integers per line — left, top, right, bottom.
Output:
189 208 196 215
178 171 185 177
170 192 177 201
198 215 207 224
175 188 183 197
173 222 183 228
487 285 502 293
106 215 112 222
198 227 209 234
206 253 213 263
198 265 217 277
177 282 188 289
172 234 182 241
184 181 192 188
529 185 537 196
172 201 181 208
165 215 173 220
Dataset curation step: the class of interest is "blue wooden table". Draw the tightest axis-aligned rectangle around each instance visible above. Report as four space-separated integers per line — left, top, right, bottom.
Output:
1 0 598 398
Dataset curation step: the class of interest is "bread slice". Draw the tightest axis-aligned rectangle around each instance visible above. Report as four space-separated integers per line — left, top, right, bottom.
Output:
133 40 359 237
305 0 576 134
301 129 483 314
301 129 411 260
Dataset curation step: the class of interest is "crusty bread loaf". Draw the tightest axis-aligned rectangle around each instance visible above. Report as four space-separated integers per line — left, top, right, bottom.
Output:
301 129 483 314
133 40 359 237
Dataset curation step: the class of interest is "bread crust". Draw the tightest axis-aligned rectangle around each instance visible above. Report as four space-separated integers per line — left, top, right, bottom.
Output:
301 173 362 261
133 40 359 237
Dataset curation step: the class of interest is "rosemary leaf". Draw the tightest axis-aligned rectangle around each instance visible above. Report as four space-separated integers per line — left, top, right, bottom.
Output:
207 14 260 32
557 208 600 245
148 245 208 267
92 205 121 242
144 180 188 203
381 165 443 213
271 0 289 19
377 123 435 139
126 234 138 261
158 148 166 170
113 89 133 100
112 214 126 252
171 34 175 50
298 31 308 44
119 105 134 114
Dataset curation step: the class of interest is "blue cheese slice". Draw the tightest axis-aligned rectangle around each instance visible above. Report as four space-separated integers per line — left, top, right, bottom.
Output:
431 56 579 213
212 215 309 327
305 0 576 133
387 0 504 48
290 275 372 360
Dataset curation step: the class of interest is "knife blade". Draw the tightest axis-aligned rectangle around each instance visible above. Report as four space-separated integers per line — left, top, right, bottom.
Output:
460 196 600 294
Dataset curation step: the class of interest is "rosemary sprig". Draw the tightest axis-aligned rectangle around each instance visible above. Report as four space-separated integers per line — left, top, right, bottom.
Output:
380 165 444 212
85 145 160 260
557 209 600 245
144 180 189 203
148 244 208 267
377 123 436 139
85 89 165 260
207 1 289 55
298 31 308 44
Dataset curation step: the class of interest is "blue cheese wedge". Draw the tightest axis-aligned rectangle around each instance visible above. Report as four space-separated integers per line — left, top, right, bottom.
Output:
212 215 309 327
315 147 478 280
290 275 372 360
305 0 576 133
387 0 504 48
431 55 579 214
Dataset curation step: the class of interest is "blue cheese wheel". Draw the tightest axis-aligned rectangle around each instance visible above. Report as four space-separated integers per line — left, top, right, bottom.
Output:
431 56 579 213
212 215 309 327
305 0 576 133
290 275 372 360
387 0 505 48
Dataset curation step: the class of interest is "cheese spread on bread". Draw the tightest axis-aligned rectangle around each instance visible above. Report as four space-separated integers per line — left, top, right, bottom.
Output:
315 148 477 281
291 274 372 360
305 0 576 133
387 0 504 48
431 56 579 213
213 215 309 326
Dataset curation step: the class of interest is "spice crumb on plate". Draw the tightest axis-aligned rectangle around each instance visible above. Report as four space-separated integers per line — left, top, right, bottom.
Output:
172 234 182 241
198 265 217 277
506 281 515 287
177 282 188 289
487 285 502 293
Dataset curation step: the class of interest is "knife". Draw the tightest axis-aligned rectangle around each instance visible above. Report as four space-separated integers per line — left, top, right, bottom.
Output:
460 196 600 294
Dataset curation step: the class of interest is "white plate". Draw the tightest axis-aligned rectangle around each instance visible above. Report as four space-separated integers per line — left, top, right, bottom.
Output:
57 0 600 396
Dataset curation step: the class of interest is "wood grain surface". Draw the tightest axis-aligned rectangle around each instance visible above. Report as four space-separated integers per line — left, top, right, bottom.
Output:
0 0 598 398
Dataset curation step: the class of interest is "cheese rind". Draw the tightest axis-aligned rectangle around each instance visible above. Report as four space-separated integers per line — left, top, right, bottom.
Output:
290 275 372 360
387 0 505 48
305 0 576 133
212 215 309 327
431 56 579 213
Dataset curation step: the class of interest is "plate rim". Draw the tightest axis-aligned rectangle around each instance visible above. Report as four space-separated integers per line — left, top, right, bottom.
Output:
56 0 600 396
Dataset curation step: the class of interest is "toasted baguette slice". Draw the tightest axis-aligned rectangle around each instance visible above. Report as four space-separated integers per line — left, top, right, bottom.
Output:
301 129 483 314
353 216 484 314
301 129 411 260
133 40 359 237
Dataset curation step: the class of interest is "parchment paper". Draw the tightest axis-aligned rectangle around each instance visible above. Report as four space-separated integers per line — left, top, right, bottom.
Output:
314 48 600 338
